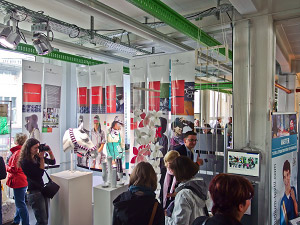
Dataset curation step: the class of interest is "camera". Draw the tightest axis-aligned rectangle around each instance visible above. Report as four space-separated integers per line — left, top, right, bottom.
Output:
39 144 50 152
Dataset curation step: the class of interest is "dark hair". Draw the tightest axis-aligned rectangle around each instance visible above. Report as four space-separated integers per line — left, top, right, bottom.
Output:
204 124 211 128
184 131 197 139
159 117 167 134
209 174 254 220
129 162 157 191
18 138 40 166
94 115 102 133
283 160 291 179
169 156 199 182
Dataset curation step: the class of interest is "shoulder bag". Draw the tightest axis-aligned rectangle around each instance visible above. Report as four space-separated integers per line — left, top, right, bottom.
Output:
41 170 60 199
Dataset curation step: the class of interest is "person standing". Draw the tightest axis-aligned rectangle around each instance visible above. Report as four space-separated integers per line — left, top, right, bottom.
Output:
113 162 165 225
19 138 56 225
0 156 6 225
226 117 232 147
107 116 124 164
192 173 254 225
6 133 29 225
91 115 106 169
214 118 222 135
175 131 203 166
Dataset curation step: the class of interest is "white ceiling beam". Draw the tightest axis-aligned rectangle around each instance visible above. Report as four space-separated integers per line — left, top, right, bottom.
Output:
228 0 257 14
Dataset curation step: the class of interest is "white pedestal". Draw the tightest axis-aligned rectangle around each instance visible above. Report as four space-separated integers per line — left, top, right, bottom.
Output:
49 170 93 225
93 184 128 225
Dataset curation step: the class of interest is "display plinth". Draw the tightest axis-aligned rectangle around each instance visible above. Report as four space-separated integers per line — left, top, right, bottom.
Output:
93 184 128 225
49 170 93 225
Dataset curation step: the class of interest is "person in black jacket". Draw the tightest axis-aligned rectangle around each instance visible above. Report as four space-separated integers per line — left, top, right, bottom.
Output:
175 131 203 166
192 174 254 225
19 138 56 225
113 161 165 225
0 155 7 225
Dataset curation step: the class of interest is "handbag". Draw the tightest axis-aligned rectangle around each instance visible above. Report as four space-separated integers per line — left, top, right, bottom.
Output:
41 170 60 199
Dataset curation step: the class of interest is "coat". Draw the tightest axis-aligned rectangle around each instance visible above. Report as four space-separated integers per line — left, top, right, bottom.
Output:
165 177 208 225
192 214 243 225
6 150 28 189
113 190 165 225
175 144 194 160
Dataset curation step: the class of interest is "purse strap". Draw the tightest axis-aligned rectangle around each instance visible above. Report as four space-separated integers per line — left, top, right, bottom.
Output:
202 217 210 225
148 201 158 225
44 170 52 182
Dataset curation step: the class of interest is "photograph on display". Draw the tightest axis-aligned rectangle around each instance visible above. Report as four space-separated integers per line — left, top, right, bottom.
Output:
171 80 194 116
42 85 61 132
272 114 294 138
227 151 260 177
160 83 169 113
116 87 124 113
169 115 194 150
91 86 106 114
77 87 90 114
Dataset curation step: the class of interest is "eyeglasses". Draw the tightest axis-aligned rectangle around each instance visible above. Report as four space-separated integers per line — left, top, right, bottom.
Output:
187 139 197 142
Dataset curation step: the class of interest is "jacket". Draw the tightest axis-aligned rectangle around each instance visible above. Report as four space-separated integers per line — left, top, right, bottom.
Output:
113 190 165 225
192 214 243 225
6 150 27 189
165 177 208 225
175 145 194 160
10 145 22 154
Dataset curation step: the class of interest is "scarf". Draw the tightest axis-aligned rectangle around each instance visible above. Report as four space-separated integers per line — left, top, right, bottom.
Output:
129 185 155 197
163 168 177 208
110 128 119 136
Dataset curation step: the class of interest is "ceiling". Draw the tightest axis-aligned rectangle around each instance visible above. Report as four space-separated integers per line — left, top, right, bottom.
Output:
0 0 299 82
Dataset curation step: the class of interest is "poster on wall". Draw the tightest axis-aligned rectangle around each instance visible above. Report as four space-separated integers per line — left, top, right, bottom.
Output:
105 63 125 168
170 52 195 150
42 64 62 165
76 66 91 168
271 113 298 225
22 60 43 141
89 64 106 170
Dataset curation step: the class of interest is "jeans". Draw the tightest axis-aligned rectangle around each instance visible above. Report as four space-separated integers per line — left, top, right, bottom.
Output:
27 191 49 225
13 187 30 225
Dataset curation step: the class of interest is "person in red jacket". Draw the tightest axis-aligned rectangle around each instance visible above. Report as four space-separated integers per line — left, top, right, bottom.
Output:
6 133 29 225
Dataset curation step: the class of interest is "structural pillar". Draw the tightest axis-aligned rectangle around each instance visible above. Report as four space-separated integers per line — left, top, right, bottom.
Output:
233 15 275 225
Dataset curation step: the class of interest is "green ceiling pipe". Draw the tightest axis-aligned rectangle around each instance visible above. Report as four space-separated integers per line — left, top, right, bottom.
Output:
0 43 130 74
126 0 232 60
195 82 233 90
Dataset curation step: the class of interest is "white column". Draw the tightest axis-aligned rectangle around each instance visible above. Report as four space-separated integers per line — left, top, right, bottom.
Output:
233 15 275 225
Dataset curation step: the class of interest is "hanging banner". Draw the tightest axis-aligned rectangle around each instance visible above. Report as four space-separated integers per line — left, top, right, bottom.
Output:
89 64 106 170
147 55 170 166
148 54 170 114
271 113 298 225
170 52 195 150
76 66 91 168
42 64 62 165
105 63 125 167
22 60 43 141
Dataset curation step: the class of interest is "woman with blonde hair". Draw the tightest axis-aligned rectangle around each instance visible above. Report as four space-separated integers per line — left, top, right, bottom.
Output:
113 161 164 225
161 150 180 209
6 133 29 225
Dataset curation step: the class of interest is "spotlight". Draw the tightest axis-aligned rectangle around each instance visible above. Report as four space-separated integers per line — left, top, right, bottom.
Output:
32 33 53 55
0 26 21 49
0 11 23 50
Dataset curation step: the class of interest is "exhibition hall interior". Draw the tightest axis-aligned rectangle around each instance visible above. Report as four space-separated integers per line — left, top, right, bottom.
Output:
0 0 299 224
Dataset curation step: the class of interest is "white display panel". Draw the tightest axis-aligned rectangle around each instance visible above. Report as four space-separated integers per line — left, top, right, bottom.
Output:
227 150 260 177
